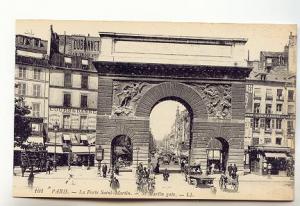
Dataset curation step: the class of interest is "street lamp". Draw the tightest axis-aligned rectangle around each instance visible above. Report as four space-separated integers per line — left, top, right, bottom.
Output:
87 143 91 170
53 121 59 172
136 147 140 168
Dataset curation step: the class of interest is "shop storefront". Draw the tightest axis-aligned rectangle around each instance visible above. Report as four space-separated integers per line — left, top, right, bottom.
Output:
249 144 291 176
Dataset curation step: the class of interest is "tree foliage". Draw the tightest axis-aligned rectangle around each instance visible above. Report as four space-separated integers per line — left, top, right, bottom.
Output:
14 96 32 148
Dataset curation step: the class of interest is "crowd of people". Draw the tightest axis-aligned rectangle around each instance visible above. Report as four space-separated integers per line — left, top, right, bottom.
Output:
136 163 156 194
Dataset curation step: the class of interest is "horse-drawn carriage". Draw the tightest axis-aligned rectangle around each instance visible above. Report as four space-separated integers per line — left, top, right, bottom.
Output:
184 165 215 188
219 173 239 192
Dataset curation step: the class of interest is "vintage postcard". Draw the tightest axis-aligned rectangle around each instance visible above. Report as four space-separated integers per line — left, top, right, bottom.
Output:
13 20 296 201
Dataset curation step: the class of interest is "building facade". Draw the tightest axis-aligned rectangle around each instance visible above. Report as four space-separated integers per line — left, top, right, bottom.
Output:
15 34 50 145
45 28 100 166
245 40 296 175
47 53 99 166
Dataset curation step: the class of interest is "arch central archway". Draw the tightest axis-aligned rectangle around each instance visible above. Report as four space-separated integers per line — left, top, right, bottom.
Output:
135 82 208 119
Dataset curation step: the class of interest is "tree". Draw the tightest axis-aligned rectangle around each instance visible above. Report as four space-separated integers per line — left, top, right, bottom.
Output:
14 96 32 148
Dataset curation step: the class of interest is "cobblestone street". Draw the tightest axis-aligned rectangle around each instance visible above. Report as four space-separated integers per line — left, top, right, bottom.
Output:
13 166 294 201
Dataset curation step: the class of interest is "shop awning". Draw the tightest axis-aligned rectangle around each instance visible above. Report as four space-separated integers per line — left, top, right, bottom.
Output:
72 145 95 154
47 146 64 153
265 153 287 158
27 136 44 143
80 134 87 141
63 134 70 141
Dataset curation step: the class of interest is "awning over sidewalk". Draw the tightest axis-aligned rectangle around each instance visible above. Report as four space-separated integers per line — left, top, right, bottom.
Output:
63 134 70 141
265 153 287 158
47 146 63 153
72 145 95 154
249 143 291 153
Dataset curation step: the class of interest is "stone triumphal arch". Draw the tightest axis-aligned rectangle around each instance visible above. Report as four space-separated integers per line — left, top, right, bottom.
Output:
93 32 252 172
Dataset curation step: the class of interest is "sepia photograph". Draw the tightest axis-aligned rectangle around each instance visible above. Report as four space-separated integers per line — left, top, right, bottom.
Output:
12 20 296 201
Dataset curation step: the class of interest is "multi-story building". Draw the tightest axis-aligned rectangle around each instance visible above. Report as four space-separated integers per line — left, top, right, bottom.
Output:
244 34 296 175
15 34 50 145
46 28 99 166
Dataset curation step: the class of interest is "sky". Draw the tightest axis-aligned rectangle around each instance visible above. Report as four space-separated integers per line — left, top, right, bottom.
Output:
150 101 186 141
16 20 296 60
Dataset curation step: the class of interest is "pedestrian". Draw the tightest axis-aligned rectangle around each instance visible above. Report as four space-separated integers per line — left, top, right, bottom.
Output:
45 159 51 174
102 163 108 178
65 168 75 185
181 160 185 172
232 164 237 178
110 176 120 193
115 165 120 175
211 163 215 174
163 168 170 181
267 163 272 178
21 161 26 177
228 164 233 177
154 162 160 174
28 170 34 188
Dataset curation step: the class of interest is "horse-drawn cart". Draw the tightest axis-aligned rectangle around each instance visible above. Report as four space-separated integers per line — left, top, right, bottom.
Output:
189 174 215 188
184 165 215 188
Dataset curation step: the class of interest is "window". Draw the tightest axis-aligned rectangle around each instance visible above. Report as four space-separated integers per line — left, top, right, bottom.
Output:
276 119 282 129
80 95 88 108
17 83 26 95
33 84 41 97
82 59 89 70
63 93 71 107
64 73 72 88
264 138 272 144
275 138 282 145
32 103 40 117
260 118 265 128
276 89 283 100
64 57 72 67
287 120 294 132
254 118 259 129
63 115 71 129
254 103 260 113
254 88 261 99
271 119 275 129
18 66 26 79
288 90 294 102
253 138 259 146
276 104 282 112
265 118 271 130
266 89 273 100
266 58 272 64
265 104 272 114
288 105 295 114
34 39 39 47
81 75 88 89
33 68 41 80
31 123 40 133
80 116 88 130
260 74 266 81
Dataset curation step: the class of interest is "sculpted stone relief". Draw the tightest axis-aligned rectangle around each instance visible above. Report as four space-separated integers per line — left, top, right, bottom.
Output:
196 84 232 119
112 81 231 119
112 81 151 116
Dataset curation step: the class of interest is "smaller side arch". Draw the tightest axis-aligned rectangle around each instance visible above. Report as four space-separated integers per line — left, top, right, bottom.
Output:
108 124 135 141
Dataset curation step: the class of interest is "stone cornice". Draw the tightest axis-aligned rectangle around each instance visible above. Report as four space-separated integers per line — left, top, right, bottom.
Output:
94 61 252 80
99 32 248 46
